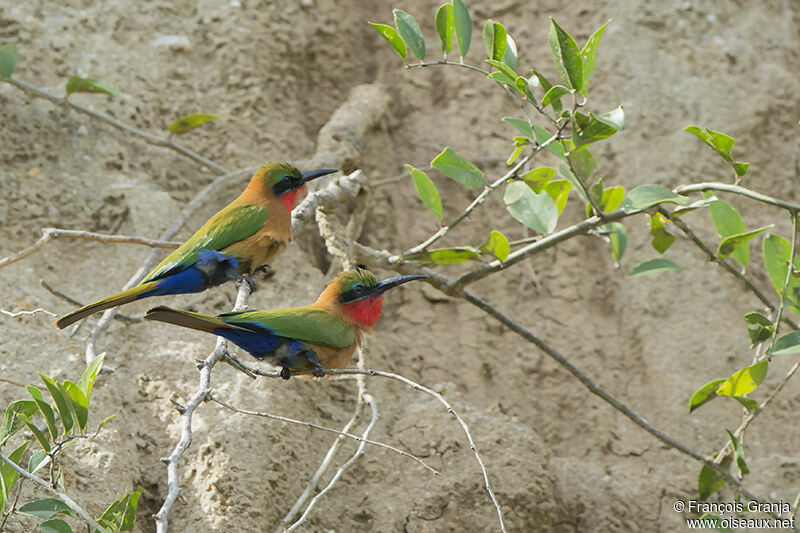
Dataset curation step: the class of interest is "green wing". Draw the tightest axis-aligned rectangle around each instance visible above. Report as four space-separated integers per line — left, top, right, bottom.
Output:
221 307 355 348
143 204 268 282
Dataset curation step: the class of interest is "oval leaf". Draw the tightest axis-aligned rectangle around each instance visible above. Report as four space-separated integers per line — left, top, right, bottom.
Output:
544 179 572 215
431 147 486 188
688 378 726 413
65 76 120 96
435 4 454 54
0 43 18 79
716 225 772 260
706 194 748 265
520 166 555 192
452 0 471 58
649 212 675 254
762 233 800 314
504 181 558 234
548 18 582 92
482 20 506 61
393 9 426 60
38 518 73 533
479 230 509 261
503 117 534 139
62 380 88 431
541 85 570 107
19 498 76 520
698 464 726 500
769 331 800 356
716 360 768 397
168 113 219 135
405 164 442 221
604 222 627 263
744 312 772 326
622 185 689 213
580 20 610 95
405 247 480 265
627 258 681 278
504 34 518 70
726 430 749 476
370 23 407 60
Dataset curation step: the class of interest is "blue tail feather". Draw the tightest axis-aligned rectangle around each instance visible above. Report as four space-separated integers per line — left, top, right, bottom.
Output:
147 251 240 297
211 326 305 360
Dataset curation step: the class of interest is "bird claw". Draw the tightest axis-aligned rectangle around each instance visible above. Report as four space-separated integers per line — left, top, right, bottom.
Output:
312 364 325 378
237 274 258 293
280 367 291 380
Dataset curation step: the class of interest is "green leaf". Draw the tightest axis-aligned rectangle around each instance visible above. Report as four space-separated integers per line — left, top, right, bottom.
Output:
698 464 726 500
435 4 454 54
717 360 768 397
479 230 509 261
649 212 676 253
97 488 143 532
599 185 625 213
579 20 610 95
744 312 772 326
452 0 471 58
485 58 516 80
28 450 49 474
548 18 582 91
0 43 18 79
505 144 526 166
96 414 118 434
748 325 773 345
556 162 589 205
541 85 570 107
27 386 58 441
689 379 726 413
25 419 51 452
706 194 748 266
504 181 558 234
487 71 516 88
38 518 74 533
0 400 38 445
528 125 563 161
627 258 681 278
685 125 748 177
79 352 105 401
40 375 76 435
762 234 800 314
622 185 689 213
733 396 758 412
65 76 119 96
19 498 76 520
431 147 486 188
769 331 800 356
405 165 442 221
405 247 481 265
717 225 772 260
519 166 555 193
572 107 625 149
503 117 534 139
566 145 597 186
62 381 88 431
733 162 749 177
393 9 426 60
482 20 506 61
544 179 571 215
671 196 718 216
370 23 407 60
725 430 749 475
167 113 218 135
604 222 627 263
1 441 28 509
503 34 518 70
532 69 562 115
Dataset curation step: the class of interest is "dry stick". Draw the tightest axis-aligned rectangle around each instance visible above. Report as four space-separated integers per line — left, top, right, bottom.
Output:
1 308 56 318
207 393 437 474
154 281 251 533
675 183 800 213
40 279 140 325
2 77 229 175
0 450 109 533
284 393 380 533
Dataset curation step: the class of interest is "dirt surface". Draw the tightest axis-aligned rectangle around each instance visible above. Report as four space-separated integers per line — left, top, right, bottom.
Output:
1 0 799 532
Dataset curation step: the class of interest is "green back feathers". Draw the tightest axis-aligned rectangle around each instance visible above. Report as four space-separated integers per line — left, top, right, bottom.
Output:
337 268 378 294
143 204 268 283
221 307 355 348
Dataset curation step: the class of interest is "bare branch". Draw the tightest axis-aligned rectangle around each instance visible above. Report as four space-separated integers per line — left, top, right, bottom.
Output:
284 393 381 533
767 214 799 354
0 450 109 533
675 182 800 213
207 393 437 474
1 308 56 318
2 77 229 175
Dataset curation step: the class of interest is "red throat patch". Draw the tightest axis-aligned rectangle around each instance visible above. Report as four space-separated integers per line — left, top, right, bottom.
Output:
279 185 306 211
342 296 383 328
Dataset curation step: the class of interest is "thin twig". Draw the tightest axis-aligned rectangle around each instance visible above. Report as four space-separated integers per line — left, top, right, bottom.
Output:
40 280 140 324
1 308 56 318
284 393 380 533
767 214 799 355
3 77 229 175
675 182 800 213
207 394 437 474
154 282 251 533
0 450 109 533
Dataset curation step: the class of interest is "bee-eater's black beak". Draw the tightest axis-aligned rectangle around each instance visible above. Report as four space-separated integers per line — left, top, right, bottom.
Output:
372 275 427 295
301 168 338 183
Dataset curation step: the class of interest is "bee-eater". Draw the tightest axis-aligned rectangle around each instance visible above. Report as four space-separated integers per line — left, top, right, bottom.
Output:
55 163 337 329
144 268 425 378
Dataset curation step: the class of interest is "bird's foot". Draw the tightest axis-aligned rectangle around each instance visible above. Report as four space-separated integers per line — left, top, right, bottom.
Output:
237 274 258 293
301 350 326 378
280 367 291 380
253 264 275 280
